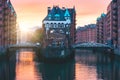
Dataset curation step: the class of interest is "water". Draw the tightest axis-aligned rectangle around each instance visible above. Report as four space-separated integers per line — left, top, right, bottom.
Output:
0 49 120 80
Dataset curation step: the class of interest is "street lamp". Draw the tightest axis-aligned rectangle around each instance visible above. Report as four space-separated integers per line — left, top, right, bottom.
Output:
65 24 70 48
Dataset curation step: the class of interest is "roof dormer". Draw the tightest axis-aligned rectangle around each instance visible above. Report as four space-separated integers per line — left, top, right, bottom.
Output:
64 9 71 21
55 14 60 20
64 9 70 17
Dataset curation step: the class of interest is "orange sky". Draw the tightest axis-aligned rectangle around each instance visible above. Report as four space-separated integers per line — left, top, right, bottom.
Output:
11 0 110 29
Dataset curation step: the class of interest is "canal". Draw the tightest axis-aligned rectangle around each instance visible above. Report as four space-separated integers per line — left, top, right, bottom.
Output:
0 49 120 80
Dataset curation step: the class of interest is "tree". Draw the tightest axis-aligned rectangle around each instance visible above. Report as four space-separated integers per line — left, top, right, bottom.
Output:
31 28 45 45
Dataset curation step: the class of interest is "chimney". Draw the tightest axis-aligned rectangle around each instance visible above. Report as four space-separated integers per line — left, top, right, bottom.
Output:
48 7 51 14
62 7 65 10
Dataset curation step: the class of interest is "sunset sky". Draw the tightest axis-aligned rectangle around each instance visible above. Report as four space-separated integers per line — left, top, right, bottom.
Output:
11 0 111 29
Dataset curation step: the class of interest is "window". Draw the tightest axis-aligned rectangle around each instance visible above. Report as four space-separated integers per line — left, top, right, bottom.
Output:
48 14 51 20
55 14 60 20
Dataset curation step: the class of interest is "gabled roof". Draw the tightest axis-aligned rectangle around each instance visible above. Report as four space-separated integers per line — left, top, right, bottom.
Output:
43 6 65 21
97 13 106 21
55 14 60 17
7 0 17 16
43 6 75 21
101 13 106 17
64 9 70 17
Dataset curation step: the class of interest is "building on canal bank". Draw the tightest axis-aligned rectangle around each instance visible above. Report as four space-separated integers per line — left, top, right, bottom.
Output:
42 6 76 48
76 0 120 56
95 0 120 55
106 0 120 55
41 6 76 62
114 0 120 55
76 24 97 44
96 0 120 55
106 1 118 48
96 13 107 44
0 0 17 53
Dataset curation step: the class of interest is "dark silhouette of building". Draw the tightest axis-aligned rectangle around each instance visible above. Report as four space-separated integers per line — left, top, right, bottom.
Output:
42 6 76 48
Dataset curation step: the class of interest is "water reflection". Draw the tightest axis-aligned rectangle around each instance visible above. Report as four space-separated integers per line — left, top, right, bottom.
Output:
16 49 75 80
36 61 75 80
75 50 98 80
96 52 120 80
0 57 16 80
15 49 41 80
0 49 120 80
75 50 120 80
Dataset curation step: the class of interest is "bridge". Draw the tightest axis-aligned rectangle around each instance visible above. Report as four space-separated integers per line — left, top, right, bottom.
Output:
72 42 112 50
8 43 41 50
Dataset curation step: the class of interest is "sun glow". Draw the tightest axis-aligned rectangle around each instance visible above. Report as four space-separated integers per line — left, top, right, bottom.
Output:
19 23 32 32
16 51 39 80
11 0 110 27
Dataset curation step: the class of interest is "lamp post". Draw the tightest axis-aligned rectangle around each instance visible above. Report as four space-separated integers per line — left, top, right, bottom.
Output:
66 24 70 48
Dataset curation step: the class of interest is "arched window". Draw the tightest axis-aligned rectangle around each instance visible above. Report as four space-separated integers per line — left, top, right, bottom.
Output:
61 23 64 28
51 23 53 28
66 24 69 27
54 23 56 28
55 14 60 20
48 14 51 20
58 23 60 28
46 23 49 28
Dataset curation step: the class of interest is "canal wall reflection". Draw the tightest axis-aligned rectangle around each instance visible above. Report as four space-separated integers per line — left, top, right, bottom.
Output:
15 49 42 80
75 50 98 80
96 52 120 80
75 49 120 80
0 49 120 80
36 61 75 80
0 56 16 80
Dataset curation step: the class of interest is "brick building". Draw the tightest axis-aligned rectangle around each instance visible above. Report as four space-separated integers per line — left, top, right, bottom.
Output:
96 0 120 55
76 24 96 43
0 0 17 51
42 6 76 48
76 27 87 43
96 13 107 44
106 1 118 48
117 0 120 52
96 0 118 48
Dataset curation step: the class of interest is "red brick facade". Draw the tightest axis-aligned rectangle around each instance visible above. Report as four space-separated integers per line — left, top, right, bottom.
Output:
97 1 118 48
106 1 118 48
76 24 96 43
96 0 120 55
118 0 120 52
0 0 17 51
96 13 107 44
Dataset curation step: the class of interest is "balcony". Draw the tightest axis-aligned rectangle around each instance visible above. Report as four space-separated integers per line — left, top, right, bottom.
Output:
113 29 118 33
0 4 2 7
113 21 117 25
113 23 117 27
3 13 8 16
113 7 117 10
112 0 117 3
113 15 117 19
0 10 2 14
112 2 117 9
113 11 117 15
113 37 118 41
